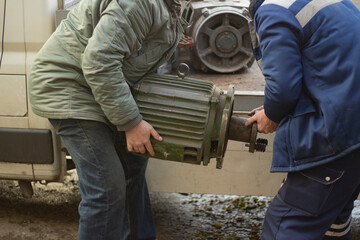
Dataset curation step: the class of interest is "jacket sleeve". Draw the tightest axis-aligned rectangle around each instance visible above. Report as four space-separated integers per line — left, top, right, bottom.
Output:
81 1 154 131
255 6 304 123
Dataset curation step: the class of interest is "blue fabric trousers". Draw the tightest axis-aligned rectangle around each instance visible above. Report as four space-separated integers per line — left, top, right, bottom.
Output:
262 148 360 240
49 119 156 240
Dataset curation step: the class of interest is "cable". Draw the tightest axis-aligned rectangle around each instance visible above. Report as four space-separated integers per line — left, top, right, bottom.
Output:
0 0 6 70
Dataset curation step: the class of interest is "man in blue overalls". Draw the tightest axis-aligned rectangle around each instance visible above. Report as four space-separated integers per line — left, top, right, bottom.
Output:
246 0 360 239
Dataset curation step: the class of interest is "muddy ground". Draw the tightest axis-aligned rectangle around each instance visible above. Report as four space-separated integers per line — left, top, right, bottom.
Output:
0 63 359 239
0 170 359 240
0 171 270 240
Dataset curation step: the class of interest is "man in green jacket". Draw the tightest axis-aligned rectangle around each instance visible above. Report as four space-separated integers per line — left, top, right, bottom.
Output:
29 0 184 239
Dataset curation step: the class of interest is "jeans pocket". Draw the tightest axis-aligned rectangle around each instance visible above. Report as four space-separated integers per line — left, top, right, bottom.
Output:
278 166 344 216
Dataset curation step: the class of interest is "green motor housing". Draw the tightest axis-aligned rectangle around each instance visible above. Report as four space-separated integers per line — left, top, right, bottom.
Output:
133 73 234 169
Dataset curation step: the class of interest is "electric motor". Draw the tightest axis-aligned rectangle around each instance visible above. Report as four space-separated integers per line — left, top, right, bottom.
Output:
132 71 266 169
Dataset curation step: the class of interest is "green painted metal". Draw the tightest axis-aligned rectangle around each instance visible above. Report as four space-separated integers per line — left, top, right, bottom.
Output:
132 73 234 169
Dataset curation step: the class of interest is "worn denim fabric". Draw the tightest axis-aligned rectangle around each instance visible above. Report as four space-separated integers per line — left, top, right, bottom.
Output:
49 119 156 240
261 148 360 240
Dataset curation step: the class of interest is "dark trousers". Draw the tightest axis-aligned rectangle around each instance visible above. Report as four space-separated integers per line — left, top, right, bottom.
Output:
262 148 360 240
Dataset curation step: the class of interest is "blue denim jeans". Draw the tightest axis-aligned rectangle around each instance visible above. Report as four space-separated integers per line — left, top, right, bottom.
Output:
49 119 156 240
262 148 360 240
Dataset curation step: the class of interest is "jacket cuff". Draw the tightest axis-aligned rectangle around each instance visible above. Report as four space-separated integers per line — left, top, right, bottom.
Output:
264 101 282 123
116 114 143 131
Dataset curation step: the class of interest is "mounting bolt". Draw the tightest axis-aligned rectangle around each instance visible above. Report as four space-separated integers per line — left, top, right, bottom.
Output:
202 8 209 17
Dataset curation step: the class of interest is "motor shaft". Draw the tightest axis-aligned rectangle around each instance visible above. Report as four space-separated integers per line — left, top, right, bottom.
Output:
228 116 267 153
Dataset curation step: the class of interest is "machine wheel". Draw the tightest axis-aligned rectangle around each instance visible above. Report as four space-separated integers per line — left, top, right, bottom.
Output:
190 8 254 73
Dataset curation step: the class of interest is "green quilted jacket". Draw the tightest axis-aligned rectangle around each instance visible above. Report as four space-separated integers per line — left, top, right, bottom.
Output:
29 0 181 130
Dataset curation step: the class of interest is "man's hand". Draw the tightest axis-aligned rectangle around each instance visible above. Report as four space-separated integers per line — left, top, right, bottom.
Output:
245 107 279 134
248 106 264 116
125 120 162 156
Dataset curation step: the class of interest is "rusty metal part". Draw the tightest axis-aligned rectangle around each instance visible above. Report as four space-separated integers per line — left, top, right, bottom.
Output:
178 35 195 48
228 116 253 143
228 116 268 153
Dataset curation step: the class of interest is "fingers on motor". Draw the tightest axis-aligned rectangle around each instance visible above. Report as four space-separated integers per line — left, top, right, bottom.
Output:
245 116 255 126
151 129 163 141
145 142 155 156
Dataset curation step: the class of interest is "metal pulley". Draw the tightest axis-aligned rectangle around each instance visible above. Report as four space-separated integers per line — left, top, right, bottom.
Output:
186 1 254 73
132 68 267 169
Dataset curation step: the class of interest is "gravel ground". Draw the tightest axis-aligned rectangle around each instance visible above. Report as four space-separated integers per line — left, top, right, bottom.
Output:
0 170 359 240
151 192 271 240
